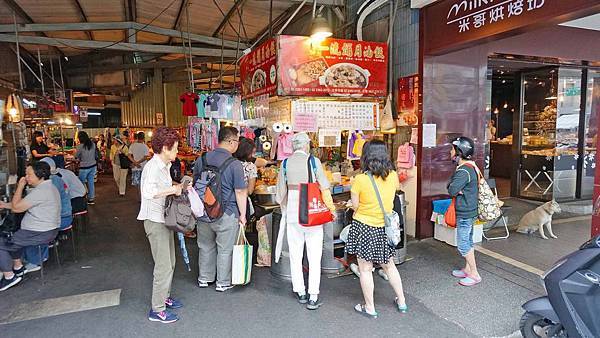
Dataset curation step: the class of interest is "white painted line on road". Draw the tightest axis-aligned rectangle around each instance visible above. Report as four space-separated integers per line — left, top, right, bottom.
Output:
551 215 590 225
0 289 121 325
475 246 544 276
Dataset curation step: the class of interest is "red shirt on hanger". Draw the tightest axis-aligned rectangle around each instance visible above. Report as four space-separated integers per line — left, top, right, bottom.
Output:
180 92 199 116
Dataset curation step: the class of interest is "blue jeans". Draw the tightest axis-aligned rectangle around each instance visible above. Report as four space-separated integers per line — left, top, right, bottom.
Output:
79 166 97 200
456 217 476 257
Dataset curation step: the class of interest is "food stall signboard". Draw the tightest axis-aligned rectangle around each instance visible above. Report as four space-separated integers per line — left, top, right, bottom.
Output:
278 35 387 97
240 38 278 100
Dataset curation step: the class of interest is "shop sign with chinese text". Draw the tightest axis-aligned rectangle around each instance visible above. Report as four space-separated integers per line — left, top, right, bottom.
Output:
240 38 277 99
278 35 387 97
423 0 600 54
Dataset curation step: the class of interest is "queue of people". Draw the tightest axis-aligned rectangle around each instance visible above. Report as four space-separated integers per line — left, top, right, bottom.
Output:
134 126 482 324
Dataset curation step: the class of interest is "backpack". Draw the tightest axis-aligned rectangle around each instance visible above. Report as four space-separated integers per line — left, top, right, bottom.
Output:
396 143 415 169
461 163 501 222
164 192 196 233
193 152 235 223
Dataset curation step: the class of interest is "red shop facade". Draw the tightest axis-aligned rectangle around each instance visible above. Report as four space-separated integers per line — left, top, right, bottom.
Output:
416 0 600 239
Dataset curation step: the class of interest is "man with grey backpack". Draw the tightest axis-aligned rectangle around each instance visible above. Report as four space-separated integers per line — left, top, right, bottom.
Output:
193 126 247 292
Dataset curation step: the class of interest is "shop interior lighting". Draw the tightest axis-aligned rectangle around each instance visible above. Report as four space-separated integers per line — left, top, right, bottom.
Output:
503 103 508 109
87 112 102 116
148 131 153 137
9 107 17 118
310 0 332 42
64 56 69 61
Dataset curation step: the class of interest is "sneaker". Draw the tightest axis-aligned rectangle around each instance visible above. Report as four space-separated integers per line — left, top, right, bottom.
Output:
295 292 308 304
0 275 22 292
165 297 183 309
13 266 26 278
306 298 322 310
215 284 234 292
24 263 41 274
148 310 178 324
197 280 211 288
87 200 95 205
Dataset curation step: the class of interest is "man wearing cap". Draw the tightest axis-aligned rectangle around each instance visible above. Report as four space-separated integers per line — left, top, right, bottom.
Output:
275 132 336 310
41 157 87 213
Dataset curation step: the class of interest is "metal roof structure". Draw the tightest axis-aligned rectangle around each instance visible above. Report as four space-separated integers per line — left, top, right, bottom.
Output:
0 0 344 93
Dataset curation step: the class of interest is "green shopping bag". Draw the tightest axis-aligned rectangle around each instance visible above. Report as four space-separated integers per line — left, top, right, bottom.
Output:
232 225 253 285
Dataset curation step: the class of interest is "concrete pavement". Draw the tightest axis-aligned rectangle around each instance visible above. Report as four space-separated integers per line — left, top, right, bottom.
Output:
0 175 547 337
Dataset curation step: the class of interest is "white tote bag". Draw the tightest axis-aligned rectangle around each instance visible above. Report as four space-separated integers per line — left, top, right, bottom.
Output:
232 225 253 285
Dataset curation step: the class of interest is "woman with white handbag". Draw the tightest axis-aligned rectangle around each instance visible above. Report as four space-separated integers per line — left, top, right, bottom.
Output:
345 140 408 319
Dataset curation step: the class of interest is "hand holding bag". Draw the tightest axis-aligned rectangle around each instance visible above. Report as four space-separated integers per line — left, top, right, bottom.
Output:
367 172 402 247
298 156 334 227
232 225 253 285
444 198 457 227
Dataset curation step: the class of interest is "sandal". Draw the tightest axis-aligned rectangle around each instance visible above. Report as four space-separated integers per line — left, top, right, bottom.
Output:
459 275 482 287
354 304 378 319
394 298 408 313
451 269 468 278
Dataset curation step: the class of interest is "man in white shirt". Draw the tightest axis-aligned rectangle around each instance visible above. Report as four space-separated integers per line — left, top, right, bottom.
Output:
129 132 150 187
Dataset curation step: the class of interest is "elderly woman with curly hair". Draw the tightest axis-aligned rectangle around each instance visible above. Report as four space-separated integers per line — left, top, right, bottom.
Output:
137 127 184 324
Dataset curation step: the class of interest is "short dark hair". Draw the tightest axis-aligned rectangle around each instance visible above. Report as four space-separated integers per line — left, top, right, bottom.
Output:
151 127 180 154
218 126 239 143
136 132 145 140
360 139 395 179
31 162 51 180
33 131 43 138
233 137 256 162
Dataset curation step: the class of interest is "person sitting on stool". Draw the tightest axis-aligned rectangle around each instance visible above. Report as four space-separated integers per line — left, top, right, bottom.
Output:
0 162 60 291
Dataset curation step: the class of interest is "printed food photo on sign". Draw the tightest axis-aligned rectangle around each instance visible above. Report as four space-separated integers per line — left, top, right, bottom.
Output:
240 38 277 99
277 35 387 97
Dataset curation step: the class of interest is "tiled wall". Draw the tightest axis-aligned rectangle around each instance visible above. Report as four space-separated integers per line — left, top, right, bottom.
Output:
346 0 420 84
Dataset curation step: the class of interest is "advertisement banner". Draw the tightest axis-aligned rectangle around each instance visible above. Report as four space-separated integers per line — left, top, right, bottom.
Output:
239 38 277 99
397 75 419 115
277 35 387 97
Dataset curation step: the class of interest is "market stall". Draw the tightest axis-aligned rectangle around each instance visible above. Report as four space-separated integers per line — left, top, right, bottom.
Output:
235 35 410 277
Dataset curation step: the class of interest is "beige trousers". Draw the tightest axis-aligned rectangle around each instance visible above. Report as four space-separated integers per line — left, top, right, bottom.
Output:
144 220 176 312
112 164 128 195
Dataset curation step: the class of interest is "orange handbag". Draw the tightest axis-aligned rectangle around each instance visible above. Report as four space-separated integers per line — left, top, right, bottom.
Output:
444 197 457 228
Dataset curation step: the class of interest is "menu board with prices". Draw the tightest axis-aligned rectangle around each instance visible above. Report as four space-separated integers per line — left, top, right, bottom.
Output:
291 100 377 132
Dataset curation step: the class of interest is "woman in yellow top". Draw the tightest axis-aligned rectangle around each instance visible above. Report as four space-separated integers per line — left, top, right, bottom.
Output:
346 139 407 318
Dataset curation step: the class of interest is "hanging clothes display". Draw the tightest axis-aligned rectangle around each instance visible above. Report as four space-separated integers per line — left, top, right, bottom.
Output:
196 93 207 118
347 131 366 160
232 95 242 121
276 132 294 161
187 118 220 151
179 92 199 116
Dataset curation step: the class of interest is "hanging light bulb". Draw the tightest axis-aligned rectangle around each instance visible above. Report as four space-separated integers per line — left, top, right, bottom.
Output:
503 102 508 109
9 107 17 118
310 0 332 42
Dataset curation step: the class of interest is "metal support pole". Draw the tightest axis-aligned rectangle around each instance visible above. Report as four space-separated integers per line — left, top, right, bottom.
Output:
13 11 23 90
37 48 45 95
50 55 57 98
277 0 307 35
186 2 194 89
58 56 66 99
220 31 224 90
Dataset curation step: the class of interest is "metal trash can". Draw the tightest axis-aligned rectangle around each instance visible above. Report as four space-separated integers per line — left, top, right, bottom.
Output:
393 191 408 265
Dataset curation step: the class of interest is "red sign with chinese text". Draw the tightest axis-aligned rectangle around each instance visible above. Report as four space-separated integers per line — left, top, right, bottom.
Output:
277 35 387 97
397 75 419 115
239 38 277 99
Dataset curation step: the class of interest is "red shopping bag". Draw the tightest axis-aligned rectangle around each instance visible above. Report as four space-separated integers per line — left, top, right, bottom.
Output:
298 157 333 227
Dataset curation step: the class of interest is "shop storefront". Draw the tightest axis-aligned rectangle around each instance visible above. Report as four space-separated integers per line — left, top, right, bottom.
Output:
417 0 600 238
